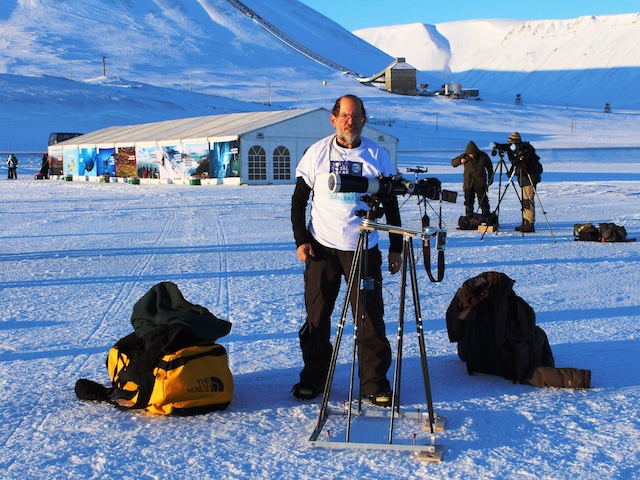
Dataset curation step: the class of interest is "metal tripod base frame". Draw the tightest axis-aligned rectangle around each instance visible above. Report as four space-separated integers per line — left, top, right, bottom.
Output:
308 409 445 461
309 439 444 463
309 220 444 460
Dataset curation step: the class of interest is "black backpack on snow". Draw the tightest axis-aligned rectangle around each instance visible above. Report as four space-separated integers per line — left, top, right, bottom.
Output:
598 223 628 242
458 213 498 230
573 222 635 242
446 272 590 388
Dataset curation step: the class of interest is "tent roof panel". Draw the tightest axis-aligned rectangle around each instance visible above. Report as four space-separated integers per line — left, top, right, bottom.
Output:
53 109 325 147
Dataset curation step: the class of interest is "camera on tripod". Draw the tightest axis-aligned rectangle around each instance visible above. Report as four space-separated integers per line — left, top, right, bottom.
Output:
490 141 516 156
328 173 457 204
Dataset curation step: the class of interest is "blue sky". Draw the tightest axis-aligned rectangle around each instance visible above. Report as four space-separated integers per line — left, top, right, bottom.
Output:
299 0 640 31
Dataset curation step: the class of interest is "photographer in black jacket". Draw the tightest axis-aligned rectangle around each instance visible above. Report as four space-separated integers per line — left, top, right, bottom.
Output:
505 132 542 232
451 141 494 217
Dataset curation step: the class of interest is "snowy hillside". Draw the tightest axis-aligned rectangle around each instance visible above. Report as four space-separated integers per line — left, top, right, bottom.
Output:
0 0 395 151
0 0 391 96
1 1 639 153
355 14 640 107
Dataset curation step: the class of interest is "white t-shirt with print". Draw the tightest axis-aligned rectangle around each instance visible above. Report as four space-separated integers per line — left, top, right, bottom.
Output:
296 134 396 251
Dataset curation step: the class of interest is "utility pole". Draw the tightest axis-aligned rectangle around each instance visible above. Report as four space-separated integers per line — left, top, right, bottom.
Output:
102 56 106 77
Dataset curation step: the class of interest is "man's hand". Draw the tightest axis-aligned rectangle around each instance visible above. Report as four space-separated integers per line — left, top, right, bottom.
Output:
388 252 402 274
297 243 314 261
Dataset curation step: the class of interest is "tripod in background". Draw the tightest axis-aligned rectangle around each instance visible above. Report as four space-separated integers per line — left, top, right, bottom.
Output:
481 145 555 242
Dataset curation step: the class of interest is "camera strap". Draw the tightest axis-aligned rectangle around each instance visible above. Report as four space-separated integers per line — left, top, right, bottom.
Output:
421 213 445 283
423 240 445 283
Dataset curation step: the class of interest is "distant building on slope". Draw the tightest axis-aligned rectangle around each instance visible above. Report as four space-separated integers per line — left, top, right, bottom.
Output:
358 58 418 96
437 82 480 99
47 109 398 186
384 58 417 96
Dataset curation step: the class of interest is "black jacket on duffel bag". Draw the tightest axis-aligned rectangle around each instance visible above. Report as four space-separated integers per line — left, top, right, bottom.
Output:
76 282 234 414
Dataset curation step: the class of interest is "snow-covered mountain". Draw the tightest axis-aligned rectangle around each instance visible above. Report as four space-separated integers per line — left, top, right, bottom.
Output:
0 0 394 151
1 4 640 477
354 14 640 106
1 0 638 152
0 0 391 97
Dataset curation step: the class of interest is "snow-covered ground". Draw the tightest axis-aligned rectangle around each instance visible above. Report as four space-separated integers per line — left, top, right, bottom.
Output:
1 1 640 478
1 152 639 479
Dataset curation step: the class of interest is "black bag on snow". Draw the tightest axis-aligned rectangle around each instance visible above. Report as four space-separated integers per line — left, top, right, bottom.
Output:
598 223 628 242
458 213 498 230
573 223 599 242
573 222 635 242
446 272 590 388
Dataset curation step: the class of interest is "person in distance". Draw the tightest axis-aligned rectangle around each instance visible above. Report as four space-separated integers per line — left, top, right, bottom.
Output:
451 140 494 217
505 132 542 233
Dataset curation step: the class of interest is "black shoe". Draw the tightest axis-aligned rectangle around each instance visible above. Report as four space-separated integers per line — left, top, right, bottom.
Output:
292 382 323 400
366 389 393 407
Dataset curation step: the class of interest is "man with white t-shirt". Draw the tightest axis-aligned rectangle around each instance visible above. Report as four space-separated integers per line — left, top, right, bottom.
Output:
290 95 402 407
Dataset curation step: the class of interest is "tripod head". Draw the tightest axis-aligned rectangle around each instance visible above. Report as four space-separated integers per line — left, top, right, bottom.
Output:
355 194 387 220
406 166 428 184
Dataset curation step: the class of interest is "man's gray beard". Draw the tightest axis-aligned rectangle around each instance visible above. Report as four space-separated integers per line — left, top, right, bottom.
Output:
338 132 359 146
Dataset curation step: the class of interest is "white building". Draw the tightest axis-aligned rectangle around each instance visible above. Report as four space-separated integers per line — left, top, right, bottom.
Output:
48 109 398 185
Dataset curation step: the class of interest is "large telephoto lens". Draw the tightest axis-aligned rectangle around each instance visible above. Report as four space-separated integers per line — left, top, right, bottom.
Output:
328 173 379 194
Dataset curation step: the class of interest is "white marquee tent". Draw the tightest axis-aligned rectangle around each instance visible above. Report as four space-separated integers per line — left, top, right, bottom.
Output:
48 109 398 185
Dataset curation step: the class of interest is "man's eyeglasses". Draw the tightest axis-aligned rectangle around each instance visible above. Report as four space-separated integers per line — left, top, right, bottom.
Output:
337 113 363 122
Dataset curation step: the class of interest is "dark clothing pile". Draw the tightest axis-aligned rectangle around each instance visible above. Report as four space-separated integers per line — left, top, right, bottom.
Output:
446 272 591 388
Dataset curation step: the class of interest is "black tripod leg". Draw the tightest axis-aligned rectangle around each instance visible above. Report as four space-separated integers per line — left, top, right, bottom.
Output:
311 232 365 439
346 231 370 440
388 235 409 443
526 173 556 243
481 176 511 240
408 238 437 438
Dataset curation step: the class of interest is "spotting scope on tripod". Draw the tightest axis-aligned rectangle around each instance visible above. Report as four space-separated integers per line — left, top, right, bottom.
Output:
485 142 556 242
308 172 457 461
328 172 456 281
